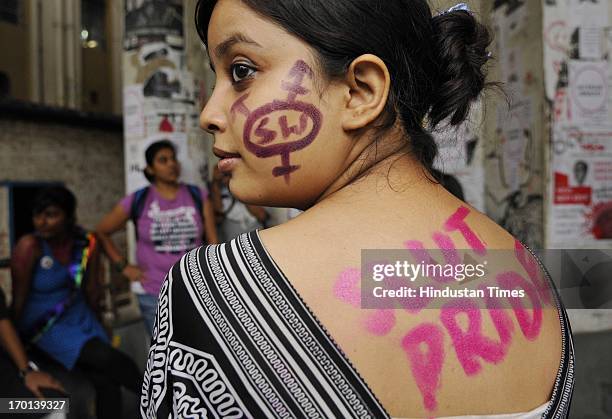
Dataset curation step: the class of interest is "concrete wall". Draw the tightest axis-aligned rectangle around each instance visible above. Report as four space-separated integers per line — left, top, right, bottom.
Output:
0 117 126 239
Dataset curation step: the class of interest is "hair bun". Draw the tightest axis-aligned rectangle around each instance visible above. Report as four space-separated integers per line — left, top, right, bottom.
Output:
428 9 492 128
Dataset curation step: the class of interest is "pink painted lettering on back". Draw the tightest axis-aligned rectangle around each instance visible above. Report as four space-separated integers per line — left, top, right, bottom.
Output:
443 206 486 256
364 309 396 336
432 232 461 265
440 299 510 376
401 323 445 412
496 272 543 340
333 268 361 307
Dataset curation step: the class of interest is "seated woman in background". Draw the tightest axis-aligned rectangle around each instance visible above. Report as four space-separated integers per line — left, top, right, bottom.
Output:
140 1 574 418
0 286 66 419
11 186 141 419
96 140 219 335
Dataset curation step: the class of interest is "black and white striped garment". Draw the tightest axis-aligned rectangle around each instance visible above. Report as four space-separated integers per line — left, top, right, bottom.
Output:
140 230 389 418
140 231 574 419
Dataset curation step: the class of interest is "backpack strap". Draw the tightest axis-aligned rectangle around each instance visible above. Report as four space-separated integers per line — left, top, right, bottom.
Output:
186 184 204 218
130 186 150 241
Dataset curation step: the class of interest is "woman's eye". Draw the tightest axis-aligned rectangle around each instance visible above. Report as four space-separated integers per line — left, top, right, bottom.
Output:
231 63 256 83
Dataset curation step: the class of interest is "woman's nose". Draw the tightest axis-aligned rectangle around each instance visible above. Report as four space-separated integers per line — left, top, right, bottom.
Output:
200 91 227 135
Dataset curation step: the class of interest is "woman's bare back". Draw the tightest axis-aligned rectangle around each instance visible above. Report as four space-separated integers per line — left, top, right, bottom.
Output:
260 185 562 417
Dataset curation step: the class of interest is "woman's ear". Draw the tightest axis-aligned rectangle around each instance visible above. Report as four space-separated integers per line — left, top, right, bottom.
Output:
341 54 391 131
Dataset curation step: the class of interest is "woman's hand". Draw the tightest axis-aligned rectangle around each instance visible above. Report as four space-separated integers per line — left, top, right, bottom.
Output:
122 265 144 283
24 371 65 399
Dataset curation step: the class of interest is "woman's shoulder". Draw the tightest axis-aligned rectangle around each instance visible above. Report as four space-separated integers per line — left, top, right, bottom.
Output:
167 233 263 289
13 233 41 258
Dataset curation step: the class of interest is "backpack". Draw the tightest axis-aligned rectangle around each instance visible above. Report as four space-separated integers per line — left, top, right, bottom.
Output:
130 184 203 240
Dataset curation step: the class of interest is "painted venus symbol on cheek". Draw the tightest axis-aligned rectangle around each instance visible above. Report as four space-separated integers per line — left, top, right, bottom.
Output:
229 59 323 183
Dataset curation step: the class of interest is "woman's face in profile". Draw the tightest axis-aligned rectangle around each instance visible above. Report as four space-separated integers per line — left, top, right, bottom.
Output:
200 0 350 209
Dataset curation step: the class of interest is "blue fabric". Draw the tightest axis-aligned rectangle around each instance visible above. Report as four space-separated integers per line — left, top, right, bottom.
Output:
17 238 108 370
137 293 158 336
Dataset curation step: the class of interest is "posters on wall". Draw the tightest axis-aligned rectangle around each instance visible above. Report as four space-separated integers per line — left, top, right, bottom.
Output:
544 0 612 248
488 1 544 249
549 127 612 245
123 0 208 194
433 121 484 211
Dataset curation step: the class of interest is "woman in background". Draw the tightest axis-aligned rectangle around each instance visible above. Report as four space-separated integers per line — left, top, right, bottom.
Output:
96 139 218 334
11 186 141 419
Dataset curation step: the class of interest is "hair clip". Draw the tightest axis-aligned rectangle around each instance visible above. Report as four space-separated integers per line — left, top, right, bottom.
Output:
438 3 472 16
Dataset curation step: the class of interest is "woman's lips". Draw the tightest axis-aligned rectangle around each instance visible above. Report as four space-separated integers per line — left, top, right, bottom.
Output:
213 147 242 174
218 157 241 173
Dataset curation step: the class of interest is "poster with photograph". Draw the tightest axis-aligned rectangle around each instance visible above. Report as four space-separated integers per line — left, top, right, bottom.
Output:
548 127 612 246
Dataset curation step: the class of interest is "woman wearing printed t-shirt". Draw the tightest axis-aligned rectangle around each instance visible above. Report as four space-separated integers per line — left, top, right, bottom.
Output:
96 140 218 335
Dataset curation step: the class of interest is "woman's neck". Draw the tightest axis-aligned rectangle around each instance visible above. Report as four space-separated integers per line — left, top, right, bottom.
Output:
154 180 180 198
45 229 73 247
312 137 434 209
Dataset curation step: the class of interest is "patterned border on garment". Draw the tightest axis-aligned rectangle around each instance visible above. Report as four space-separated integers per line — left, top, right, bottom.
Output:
141 256 255 419
169 341 247 418
141 274 172 418
237 233 383 418
186 246 294 418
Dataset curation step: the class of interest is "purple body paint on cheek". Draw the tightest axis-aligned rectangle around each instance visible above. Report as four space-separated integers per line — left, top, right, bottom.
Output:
279 113 309 139
254 117 277 145
443 207 487 255
441 299 511 376
231 93 251 119
241 60 323 183
496 272 543 340
282 59 314 102
401 323 445 412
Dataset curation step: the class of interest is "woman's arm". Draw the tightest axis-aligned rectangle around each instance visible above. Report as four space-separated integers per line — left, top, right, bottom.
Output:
0 319 65 398
203 199 219 244
10 235 40 321
95 203 143 283
95 203 130 265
